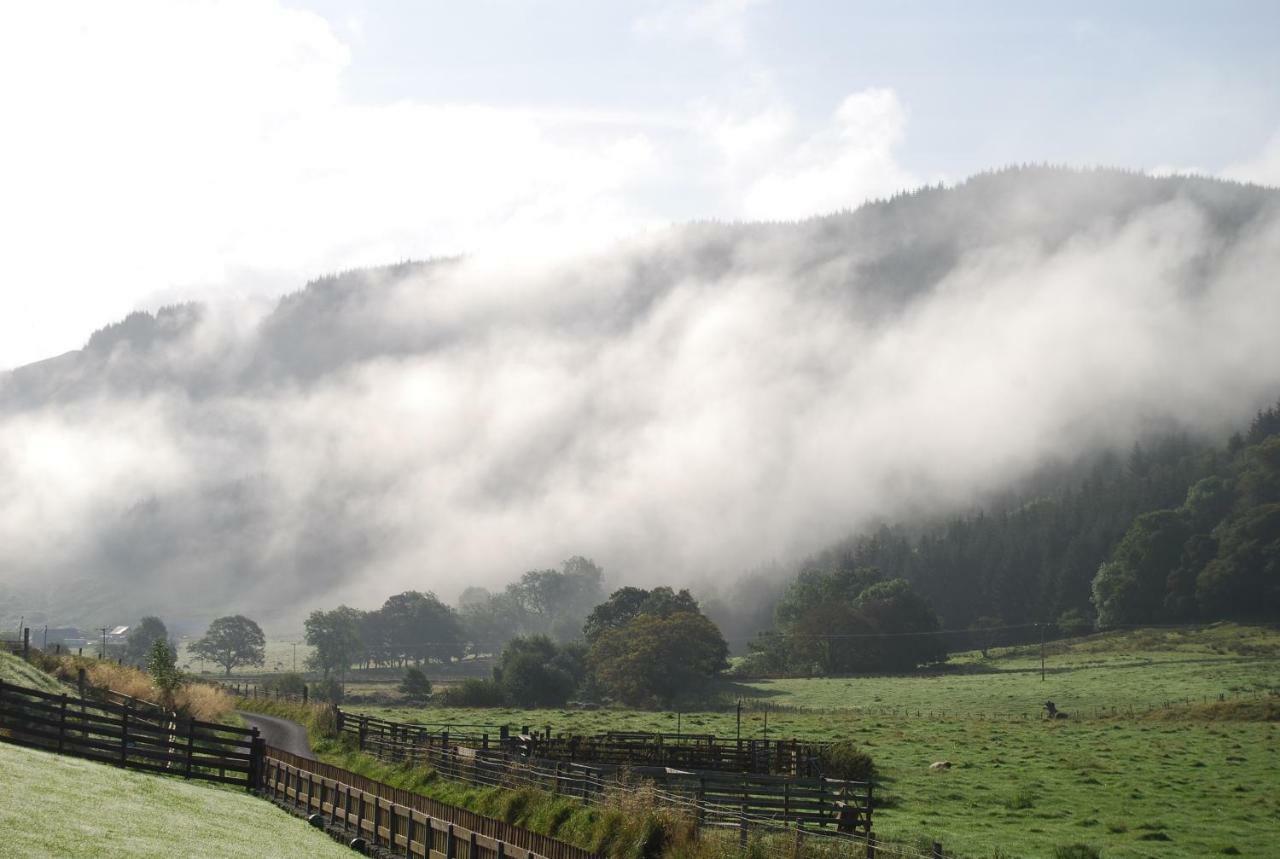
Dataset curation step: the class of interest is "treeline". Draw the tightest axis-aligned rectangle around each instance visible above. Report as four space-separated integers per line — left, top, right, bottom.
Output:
309 579 729 708
795 400 1280 637
1092 404 1280 625
303 557 605 675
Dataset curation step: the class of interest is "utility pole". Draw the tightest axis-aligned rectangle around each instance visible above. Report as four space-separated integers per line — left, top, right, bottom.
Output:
1040 623 1046 682
99 627 109 660
291 642 298 672
43 625 48 650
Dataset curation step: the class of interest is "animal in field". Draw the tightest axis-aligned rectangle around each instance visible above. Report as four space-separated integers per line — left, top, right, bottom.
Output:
1043 700 1069 719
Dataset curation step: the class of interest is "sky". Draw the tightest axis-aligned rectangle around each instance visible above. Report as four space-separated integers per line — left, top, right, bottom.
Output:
1 0 1278 371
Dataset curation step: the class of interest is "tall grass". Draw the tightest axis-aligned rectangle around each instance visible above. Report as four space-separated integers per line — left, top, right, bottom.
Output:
31 653 236 721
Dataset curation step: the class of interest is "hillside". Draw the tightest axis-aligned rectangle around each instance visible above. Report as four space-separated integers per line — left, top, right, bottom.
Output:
0 742 352 858
2 167 1279 630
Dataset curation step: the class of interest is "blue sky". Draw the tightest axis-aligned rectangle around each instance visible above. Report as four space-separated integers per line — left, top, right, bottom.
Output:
1 0 1278 368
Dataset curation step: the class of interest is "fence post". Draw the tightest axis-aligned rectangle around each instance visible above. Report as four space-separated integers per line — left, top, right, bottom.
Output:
249 727 265 792
446 823 456 859
865 832 875 859
865 780 874 838
738 815 748 851
77 667 86 699
932 842 943 859
58 694 68 754
120 701 131 766
185 719 195 778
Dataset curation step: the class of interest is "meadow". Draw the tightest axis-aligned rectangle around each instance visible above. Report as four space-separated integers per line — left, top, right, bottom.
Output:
357 624 1280 859
0 741 352 859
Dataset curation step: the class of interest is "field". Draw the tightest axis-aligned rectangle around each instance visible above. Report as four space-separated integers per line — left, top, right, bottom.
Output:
357 624 1280 859
176 636 313 676
0 741 353 858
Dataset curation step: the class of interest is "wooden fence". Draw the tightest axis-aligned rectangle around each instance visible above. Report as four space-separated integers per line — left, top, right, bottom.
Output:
339 716 872 834
264 747 598 859
336 710 828 776
0 679 264 789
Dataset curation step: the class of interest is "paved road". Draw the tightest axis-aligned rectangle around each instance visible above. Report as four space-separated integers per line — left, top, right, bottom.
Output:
237 710 315 759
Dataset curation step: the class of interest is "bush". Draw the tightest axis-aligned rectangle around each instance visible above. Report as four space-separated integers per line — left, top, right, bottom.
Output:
312 676 344 705
815 740 875 780
264 672 307 697
437 678 504 707
399 668 432 703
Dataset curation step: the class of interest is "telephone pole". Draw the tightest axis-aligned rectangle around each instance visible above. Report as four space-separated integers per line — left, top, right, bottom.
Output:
1040 623 1046 682
99 627 109 659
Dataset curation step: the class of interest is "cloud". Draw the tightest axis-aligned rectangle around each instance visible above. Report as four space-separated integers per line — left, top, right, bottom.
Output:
1222 130 1280 187
3 170 1278 628
0 1 666 369
738 89 920 220
632 0 766 55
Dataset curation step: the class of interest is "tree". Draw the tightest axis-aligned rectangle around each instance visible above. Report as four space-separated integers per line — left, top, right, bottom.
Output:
398 668 433 703
146 637 182 705
125 617 172 667
507 557 605 641
493 636 578 707
304 606 364 677
589 612 729 707
374 591 463 665
583 585 700 643
191 615 266 676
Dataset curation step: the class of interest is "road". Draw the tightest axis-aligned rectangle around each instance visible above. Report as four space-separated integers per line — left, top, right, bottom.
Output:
237 710 315 759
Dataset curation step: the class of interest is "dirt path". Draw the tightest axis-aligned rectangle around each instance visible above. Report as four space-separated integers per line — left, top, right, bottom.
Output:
237 710 314 759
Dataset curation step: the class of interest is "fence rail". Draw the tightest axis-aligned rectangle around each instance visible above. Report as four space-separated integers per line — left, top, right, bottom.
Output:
265 748 598 859
0 679 264 789
338 712 872 835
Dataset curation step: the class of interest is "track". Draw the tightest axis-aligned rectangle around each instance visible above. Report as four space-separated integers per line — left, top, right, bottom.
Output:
237 710 314 759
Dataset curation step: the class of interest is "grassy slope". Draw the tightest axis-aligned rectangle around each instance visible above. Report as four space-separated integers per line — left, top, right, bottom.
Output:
0 650 76 694
0 741 353 859
359 624 1280 859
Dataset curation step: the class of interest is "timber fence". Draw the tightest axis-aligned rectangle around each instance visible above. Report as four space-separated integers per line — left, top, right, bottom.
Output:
264 747 598 859
0 678 264 789
334 710 873 837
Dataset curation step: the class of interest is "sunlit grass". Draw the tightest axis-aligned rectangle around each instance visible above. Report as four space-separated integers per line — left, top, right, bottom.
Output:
0 741 353 858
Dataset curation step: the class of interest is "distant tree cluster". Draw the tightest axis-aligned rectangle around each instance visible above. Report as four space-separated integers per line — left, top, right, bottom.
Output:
1091 404 1280 626
302 557 604 680
747 567 944 675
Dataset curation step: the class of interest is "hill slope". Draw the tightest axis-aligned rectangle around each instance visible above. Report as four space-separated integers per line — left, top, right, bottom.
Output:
0 741 352 858
2 167 1279 629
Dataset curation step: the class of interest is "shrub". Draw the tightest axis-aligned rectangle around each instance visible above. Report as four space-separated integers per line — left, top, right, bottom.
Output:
437 678 505 707
399 667 433 703
264 672 307 697
312 676 344 705
815 740 875 780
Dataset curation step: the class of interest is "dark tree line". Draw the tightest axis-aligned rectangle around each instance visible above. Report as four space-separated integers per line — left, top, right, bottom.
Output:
304 557 605 677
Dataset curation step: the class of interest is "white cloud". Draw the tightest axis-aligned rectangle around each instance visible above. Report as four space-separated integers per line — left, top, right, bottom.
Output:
1222 131 1280 187
0 1 665 369
632 0 766 55
738 89 919 220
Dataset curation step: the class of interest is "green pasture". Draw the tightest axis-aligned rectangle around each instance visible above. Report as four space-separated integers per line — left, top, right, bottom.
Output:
357 624 1279 858
177 637 311 676
0 741 352 858
0 650 75 694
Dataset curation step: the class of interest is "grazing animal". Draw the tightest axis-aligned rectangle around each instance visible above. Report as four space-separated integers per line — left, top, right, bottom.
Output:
929 760 952 771
1043 700 1069 719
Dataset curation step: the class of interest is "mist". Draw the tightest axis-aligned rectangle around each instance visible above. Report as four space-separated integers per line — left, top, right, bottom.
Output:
2 168 1279 630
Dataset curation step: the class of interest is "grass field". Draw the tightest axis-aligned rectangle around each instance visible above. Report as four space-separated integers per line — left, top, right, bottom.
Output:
177 637 312 676
0 741 353 858
0 650 76 694
356 624 1280 859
